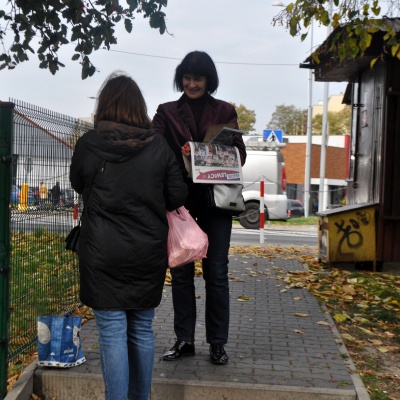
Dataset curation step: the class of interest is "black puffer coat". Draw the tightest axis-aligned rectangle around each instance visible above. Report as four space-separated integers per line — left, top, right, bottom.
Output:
69 121 187 310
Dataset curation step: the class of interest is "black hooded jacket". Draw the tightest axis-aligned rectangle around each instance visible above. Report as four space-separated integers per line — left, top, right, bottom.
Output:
70 121 187 310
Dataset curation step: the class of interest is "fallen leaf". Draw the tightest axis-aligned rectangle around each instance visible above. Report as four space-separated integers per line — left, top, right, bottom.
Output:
368 339 383 345
333 314 347 323
293 329 304 334
341 333 357 342
358 327 374 335
317 320 330 326
229 276 245 282
378 347 390 353
237 296 250 302
294 313 309 317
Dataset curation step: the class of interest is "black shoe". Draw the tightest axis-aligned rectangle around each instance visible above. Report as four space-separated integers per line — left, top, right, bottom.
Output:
209 344 229 365
163 340 195 361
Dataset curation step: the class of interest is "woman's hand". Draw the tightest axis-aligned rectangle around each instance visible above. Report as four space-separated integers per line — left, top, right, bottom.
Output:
182 144 191 157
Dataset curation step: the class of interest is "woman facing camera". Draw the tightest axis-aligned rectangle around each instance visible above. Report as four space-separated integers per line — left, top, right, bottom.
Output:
152 51 246 365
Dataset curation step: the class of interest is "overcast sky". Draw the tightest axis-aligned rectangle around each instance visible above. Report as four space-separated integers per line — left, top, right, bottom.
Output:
1 0 347 134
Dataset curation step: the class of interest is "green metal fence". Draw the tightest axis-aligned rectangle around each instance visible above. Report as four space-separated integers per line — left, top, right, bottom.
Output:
0 99 93 399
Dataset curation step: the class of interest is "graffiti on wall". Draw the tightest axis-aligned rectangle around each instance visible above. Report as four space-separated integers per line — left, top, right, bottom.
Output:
334 210 371 256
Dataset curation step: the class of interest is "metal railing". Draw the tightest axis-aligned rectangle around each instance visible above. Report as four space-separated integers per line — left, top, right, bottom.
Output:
0 99 92 399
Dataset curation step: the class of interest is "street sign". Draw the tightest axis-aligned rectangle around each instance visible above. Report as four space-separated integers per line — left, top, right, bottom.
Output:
263 129 283 143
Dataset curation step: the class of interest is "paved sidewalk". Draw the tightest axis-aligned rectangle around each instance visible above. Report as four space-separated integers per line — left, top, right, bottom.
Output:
28 250 369 400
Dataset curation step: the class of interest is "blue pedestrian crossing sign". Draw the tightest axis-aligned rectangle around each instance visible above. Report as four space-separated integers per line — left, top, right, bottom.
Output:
263 129 283 143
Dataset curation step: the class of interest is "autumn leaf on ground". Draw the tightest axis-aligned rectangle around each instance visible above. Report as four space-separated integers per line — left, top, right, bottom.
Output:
237 296 250 302
333 314 347 323
229 276 245 282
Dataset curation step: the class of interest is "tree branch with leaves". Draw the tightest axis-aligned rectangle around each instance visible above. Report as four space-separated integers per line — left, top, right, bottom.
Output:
272 0 400 68
0 0 168 79
230 102 256 133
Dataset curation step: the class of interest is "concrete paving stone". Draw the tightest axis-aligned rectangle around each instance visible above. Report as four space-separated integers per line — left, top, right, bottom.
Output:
14 252 368 400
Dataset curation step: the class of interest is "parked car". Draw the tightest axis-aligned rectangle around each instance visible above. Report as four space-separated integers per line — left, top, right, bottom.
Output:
238 141 288 229
287 199 305 218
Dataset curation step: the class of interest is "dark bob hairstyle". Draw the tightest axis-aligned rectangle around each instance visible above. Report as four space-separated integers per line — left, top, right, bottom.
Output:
174 51 219 94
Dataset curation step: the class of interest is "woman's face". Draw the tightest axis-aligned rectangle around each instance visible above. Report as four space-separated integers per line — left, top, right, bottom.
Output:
182 74 207 99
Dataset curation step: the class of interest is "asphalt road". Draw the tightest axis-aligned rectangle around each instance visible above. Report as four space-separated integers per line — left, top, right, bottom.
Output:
10 212 318 247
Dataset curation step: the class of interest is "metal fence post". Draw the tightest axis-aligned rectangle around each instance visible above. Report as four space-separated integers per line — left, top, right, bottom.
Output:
0 102 14 400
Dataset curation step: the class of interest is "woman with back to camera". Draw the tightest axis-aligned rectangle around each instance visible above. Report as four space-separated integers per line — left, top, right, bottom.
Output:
152 51 247 365
69 71 187 400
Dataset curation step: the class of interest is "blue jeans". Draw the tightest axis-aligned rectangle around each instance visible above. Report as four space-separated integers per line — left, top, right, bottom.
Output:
93 308 155 400
170 208 231 344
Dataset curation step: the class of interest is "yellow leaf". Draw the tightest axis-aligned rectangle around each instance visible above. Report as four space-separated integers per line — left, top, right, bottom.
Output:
237 296 250 302
354 316 369 323
294 313 309 317
333 314 347 323
286 3 294 12
378 347 390 353
391 44 400 57
358 327 374 335
341 333 357 342
370 57 379 68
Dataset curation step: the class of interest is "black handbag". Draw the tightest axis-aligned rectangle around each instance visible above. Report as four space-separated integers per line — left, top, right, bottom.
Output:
206 184 245 216
65 223 81 252
65 163 101 252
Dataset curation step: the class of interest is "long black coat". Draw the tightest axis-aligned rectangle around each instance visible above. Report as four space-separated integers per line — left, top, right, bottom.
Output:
152 94 246 216
70 122 187 310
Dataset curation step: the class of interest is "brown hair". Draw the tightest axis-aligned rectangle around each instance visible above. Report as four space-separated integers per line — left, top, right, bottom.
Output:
94 71 151 129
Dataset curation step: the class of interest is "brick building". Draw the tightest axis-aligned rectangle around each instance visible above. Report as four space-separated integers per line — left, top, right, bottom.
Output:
280 135 349 211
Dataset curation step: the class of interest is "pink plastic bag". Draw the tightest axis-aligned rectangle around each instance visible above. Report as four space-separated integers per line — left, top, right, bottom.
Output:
167 206 208 268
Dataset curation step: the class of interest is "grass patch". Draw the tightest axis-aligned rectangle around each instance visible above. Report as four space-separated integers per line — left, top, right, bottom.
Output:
8 230 80 363
233 216 318 226
269 216 318 225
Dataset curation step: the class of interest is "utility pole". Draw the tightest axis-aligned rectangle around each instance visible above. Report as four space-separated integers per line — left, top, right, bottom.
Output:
318 0 333 212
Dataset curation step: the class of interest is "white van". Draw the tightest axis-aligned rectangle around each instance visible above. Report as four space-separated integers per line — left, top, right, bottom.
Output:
238 137 288 229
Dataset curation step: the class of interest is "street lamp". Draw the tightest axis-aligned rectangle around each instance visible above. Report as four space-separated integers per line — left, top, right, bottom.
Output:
273 1 314 217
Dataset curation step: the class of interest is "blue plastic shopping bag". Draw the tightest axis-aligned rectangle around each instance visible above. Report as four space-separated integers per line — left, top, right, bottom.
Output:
37 314 86 368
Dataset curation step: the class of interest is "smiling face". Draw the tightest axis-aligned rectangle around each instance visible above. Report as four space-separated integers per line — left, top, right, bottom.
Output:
182 74 207 99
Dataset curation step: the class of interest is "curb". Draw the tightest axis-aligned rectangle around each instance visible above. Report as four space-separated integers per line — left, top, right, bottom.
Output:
4 361 36 400
320 304 370 400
